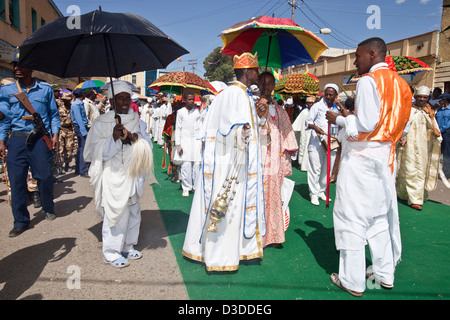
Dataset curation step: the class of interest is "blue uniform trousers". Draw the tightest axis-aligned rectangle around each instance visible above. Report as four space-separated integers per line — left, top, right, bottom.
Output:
6 134 54 228
74 126 88 175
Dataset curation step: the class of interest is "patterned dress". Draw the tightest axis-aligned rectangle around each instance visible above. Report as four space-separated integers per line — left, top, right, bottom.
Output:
262 104 298 247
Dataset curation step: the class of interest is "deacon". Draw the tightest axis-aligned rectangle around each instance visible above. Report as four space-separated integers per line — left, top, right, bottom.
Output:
84 80 154 268
305 84 340 206
326 37 412 296
396 86 441 210
182 52 267 272
173 91 202 197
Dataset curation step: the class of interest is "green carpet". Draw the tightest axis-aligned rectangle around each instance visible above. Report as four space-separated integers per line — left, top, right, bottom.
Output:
150 142 450 300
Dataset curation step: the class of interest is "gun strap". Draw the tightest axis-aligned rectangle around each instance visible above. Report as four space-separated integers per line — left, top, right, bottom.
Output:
15 81 37 115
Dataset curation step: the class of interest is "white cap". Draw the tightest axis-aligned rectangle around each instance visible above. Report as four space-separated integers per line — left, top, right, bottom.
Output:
324 83 339 94
415 86 431 96
107 80 133 99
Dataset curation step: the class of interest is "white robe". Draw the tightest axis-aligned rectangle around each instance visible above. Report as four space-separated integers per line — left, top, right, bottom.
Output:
292 108 310 171
182 82 266 272
83 110 153 228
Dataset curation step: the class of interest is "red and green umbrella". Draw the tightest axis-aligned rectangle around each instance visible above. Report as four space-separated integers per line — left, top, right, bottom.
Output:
220 15 328 69
148 71 217 96
350 55 432 82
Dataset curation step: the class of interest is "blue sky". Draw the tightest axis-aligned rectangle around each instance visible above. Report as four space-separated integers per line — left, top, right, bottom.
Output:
52 0 444 76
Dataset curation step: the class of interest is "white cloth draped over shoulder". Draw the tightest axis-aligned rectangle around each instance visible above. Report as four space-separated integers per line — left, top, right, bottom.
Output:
84 110 153 228
182 81 266 271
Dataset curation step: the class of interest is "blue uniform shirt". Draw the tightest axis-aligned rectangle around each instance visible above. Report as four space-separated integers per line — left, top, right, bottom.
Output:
436 105 450 133
0 80 60 141
70 98 89 136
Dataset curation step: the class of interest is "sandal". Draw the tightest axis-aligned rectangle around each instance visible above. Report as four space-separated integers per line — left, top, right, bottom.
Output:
330 273 363 297
122 249 143 260
366 266 394 289
104 256 130 268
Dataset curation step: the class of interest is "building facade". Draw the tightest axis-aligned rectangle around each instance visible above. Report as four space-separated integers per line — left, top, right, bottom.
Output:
0 0 79 89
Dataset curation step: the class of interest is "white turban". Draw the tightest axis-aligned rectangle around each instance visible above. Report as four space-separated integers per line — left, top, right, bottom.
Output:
415 86 431 96
286 98 293 104
107 80 133 99
131 93 139 102
324 83 339 94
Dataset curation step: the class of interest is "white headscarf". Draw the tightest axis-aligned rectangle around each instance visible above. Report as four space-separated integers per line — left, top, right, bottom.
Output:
324 83 339 94
107 80 133 99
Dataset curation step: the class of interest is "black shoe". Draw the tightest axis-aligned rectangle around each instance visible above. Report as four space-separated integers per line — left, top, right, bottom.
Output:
9 227 28 237
45 212 56 221
64 163 70 172
33 192 41 208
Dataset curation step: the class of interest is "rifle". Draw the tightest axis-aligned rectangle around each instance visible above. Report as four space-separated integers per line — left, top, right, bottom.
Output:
14 81 53 150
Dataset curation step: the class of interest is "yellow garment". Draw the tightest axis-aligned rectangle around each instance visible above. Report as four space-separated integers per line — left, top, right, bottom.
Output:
357 68 412 173
396 106 441 205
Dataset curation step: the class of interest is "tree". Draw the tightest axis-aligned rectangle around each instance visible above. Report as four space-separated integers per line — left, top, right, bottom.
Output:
203 47 234 83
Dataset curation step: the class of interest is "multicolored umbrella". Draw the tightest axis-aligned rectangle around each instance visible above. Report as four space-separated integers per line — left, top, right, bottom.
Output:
75 79 105 91
149 71 217 96
220 15 328 69
274 73 319 95
350 55 432 82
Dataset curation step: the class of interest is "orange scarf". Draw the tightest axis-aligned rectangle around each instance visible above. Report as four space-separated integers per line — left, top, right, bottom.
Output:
357 68 412 173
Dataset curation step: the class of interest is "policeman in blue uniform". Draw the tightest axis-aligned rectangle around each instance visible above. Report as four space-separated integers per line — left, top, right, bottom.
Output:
0 52 60 237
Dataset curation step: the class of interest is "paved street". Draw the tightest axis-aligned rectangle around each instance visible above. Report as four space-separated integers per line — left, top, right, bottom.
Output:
0 165 188 300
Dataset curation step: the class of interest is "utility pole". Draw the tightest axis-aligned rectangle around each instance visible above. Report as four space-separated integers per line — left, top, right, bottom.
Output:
188 59 197 74
288 0 298 20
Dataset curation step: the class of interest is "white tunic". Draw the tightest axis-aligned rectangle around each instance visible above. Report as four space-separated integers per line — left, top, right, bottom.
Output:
173 106 202 162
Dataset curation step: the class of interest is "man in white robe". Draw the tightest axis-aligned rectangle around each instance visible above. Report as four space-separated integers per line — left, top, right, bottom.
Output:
326 37 411 296
182 52 267 272
396 86 441 210
84 81 153 268
305 84 340 205
292 96 314 171
173 91 202 197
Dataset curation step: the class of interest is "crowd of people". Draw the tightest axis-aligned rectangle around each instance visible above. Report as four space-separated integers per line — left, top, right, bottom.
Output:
0 36 449 297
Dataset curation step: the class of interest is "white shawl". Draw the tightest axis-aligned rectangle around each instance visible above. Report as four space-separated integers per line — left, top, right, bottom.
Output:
84 110 153 227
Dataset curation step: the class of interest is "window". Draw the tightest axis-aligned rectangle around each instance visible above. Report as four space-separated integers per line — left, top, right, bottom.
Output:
31 8 37 32
0 0 6 20
41 17 45 27
132 75 137 85
8 0 20 30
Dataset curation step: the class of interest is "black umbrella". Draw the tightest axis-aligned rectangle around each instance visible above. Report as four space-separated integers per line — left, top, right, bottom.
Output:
18 9 188 143
18 9 189 79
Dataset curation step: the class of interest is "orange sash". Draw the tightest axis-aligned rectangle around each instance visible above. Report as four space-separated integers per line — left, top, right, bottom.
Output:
357 68 412 173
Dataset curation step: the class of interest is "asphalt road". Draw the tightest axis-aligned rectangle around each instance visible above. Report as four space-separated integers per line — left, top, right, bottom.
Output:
0 166 188 300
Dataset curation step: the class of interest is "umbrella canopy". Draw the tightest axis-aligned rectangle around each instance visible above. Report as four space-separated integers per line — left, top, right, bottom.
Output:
220 15 328 69
149 71 217 96
350 55 432 82
75 79 105 91
274 73 319 95
17 10 189 78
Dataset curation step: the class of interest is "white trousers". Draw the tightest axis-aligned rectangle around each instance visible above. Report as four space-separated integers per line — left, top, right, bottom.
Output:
102 201 141 262
307 146 336 197
181 161 201 191
338 215 395 293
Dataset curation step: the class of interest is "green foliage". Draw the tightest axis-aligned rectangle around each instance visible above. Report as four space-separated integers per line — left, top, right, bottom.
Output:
203 47 234 83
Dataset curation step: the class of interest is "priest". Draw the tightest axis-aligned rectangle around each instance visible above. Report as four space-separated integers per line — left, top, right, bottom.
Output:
182 52 267 272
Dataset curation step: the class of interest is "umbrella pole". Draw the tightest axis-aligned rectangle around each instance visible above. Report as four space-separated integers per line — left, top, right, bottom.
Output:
326 122 331 209
260 33 273 97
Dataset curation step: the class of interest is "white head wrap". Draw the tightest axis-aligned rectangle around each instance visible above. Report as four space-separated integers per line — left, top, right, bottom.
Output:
286 98 293 104
415 86 431 96
131 93 139 102
324 83 339 94
107 80 133 99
